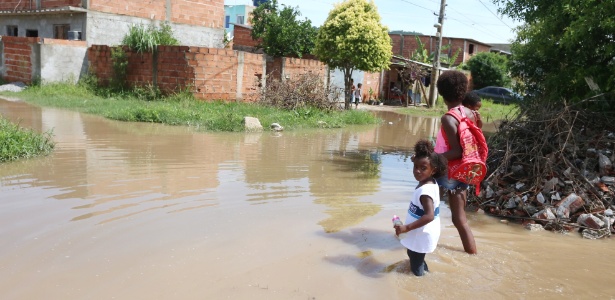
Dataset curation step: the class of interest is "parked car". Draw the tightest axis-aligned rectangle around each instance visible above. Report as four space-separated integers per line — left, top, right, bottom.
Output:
472 86 523 104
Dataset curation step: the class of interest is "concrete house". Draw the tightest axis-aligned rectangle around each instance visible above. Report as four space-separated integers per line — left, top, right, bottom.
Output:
224 4 254 38
0 0 225 47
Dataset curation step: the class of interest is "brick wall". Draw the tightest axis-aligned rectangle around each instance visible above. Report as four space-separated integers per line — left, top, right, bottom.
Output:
41 0 83 8
361 71 382 101
389 34 491 65
447 38 466 66
390 34 433 58
234 25 259 48
265 56 325 83
42 38 87 46
239 52 264 102
281 57 326 82
0 36 40 83
89 0 166 20
171 0 224 28
87 45 266 101
0 0 31 10
158 46 194 93
266 56 282 80
87 45 113 84
0 0 81 10
190 48 237 100
87 0 223 29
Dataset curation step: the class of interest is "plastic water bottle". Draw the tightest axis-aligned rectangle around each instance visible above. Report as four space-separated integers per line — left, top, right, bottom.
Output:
392 215 403 226
392 215 404 238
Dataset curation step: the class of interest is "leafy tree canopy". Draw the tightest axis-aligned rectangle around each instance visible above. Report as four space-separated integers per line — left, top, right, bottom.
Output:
314 0 392 73
314 0 392 109
494 0 615 103
250 0 317 58
466 52 510 89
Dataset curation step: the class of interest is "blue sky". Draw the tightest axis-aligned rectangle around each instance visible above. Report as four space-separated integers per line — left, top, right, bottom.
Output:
225 0 522 44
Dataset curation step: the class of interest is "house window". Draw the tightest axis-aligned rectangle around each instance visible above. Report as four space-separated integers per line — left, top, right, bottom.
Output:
236 15 245 25
6 25 18 36
469 44 475 55
54 24 70 39
225 16 230 29
26 29 38 37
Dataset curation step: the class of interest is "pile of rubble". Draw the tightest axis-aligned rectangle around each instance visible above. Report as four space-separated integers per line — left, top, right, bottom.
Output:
471 102 615 239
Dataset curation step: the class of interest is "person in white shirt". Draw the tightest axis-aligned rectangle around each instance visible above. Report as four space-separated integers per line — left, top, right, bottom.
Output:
354 83 362 108
394 140 447 276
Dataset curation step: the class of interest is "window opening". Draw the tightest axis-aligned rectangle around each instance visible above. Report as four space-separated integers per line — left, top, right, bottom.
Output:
54 24 70 39
6 25 18 36
26 29 38 37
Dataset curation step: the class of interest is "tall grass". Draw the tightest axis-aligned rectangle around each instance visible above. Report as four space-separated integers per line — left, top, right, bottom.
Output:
122 22 179 53
3 82 379 132
398 97 518 121
0 117 55 162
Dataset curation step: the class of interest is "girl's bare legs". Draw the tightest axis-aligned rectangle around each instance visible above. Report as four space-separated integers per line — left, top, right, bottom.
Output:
448 190 477 254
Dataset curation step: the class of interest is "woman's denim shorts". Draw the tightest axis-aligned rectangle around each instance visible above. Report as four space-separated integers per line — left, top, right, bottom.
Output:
436 176 469 192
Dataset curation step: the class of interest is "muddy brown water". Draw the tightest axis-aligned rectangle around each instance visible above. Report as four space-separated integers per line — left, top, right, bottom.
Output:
1 99 614 299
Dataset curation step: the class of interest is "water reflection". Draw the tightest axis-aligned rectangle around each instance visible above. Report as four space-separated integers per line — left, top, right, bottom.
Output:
1 100 436 228
9 99 610 299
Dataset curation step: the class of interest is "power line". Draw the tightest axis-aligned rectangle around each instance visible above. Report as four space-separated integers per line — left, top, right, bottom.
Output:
475 0 514 29
444 5 503 39
399 0 437 13
447 17 505 41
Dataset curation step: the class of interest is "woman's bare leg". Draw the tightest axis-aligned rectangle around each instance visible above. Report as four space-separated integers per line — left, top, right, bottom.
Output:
448 190 477 254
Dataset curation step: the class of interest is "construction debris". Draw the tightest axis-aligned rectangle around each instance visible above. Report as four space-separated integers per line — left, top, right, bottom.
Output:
470 102 615 239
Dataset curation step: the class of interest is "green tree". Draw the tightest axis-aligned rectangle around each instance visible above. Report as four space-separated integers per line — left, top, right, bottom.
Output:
466 52 510 89
495 0 615 104
314 0 392 109
250 0 317 58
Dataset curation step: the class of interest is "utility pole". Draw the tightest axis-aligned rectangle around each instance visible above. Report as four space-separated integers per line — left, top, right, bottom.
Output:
428 0 446 107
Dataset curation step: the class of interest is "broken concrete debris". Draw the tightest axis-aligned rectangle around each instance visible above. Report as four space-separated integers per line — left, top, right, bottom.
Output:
470 104 615 239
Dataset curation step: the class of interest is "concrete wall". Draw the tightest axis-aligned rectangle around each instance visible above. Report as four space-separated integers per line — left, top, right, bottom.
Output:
86 11 224 48
40 39 88 83
0 13 87 39
0 36 88 84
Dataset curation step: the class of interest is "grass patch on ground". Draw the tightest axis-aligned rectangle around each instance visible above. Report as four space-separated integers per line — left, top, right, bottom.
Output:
0 117 55 162
1 83 379 132
397 97 519 121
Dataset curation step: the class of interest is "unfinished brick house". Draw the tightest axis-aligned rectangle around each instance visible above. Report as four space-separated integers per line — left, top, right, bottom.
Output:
385 33 492 101
389 33 492 66
0 0 225 47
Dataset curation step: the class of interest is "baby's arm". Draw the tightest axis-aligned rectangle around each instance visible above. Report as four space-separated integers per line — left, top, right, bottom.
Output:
474 110 483 129
395 195 435 235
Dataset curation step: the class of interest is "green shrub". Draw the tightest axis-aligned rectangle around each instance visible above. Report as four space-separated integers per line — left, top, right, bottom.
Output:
0 117 55 162
110 47 128 89
122 21 179 53
466 52 511 89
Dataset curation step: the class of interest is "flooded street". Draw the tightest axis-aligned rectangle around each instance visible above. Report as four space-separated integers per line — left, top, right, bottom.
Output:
1 99 614 300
